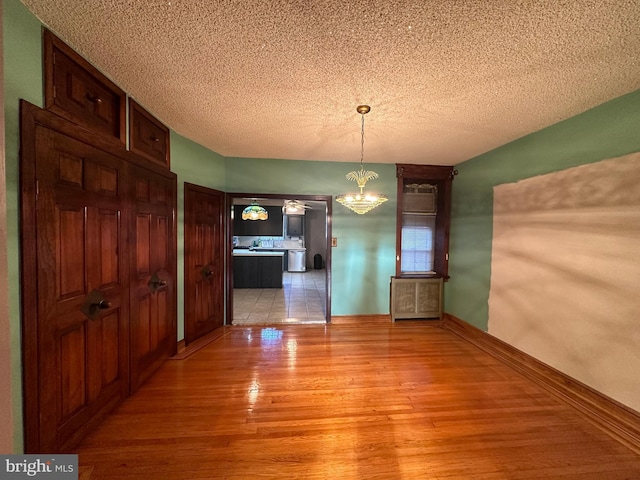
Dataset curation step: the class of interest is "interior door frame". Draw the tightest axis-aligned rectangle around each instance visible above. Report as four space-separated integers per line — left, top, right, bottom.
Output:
225 193 332 325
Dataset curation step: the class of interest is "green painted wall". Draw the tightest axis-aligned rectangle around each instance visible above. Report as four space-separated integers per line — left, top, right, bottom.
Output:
170 131 226 339
225 157 397 315
3 0 44 452
446 89 640 329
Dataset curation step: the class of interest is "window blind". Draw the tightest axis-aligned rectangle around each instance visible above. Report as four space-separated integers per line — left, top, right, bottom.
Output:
401 214 436 273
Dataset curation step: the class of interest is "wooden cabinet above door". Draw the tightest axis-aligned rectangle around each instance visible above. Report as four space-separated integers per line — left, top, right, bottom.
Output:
43 30 170 170
44 30 126 144
129 99 170 169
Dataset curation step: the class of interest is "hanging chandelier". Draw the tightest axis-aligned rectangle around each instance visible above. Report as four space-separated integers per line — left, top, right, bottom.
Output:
242 203 268 220
336 105 388 214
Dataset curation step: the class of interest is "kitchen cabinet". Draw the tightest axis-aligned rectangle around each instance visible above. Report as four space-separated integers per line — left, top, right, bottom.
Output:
233 253 283 288
266 249 289 270
233 205 283 236
233 248 289 270
390 277 442 321
287 215 304 237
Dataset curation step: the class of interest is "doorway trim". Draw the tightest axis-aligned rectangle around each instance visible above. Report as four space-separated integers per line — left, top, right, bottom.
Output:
225 193 332 325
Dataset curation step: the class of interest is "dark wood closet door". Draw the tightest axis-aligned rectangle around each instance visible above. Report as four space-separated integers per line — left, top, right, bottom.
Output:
129 164 177 392
29 121 130 453
184 183 225 344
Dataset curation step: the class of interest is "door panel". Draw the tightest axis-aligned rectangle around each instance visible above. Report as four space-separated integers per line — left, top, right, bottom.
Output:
96 209 120 286
33 123 129 453
129 164 176 393
59 325 86 418
57 206 85 296
184 183 225 344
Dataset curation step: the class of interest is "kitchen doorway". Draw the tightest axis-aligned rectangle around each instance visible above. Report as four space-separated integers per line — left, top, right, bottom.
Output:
226 193 332 325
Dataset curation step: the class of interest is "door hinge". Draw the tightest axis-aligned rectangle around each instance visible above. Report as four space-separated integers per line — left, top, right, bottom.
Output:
36 179 39 199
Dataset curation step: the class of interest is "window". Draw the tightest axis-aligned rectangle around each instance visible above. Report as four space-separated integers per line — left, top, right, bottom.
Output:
396 165 455 278
401 213 436 273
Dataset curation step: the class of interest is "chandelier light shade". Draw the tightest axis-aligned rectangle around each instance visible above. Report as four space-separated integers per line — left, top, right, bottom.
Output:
336 105 388 214
241 204 268 220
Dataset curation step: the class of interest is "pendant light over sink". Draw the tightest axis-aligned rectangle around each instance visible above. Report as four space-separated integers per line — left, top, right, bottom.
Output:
242 202 268 220
336 105 388 215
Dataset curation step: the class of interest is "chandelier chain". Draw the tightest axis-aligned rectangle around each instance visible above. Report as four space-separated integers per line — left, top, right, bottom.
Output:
360 112 365 168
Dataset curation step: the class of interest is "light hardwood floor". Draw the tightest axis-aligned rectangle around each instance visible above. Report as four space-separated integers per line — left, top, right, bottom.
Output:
74 323 640 479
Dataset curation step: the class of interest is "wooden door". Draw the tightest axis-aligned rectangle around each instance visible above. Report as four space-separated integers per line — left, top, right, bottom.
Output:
20 103 130 452
184 183 225 344
129 164 177 392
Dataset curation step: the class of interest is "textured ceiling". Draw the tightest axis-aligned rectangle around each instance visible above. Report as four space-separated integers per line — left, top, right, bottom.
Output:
21 0 640 166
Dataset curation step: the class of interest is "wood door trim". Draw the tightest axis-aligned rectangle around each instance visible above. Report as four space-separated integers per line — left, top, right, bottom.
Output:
20 101 42 451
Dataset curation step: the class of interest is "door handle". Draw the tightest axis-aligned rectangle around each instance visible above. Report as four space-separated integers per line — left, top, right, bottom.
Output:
80 289 112 320
148 272 168 293
96 299 112 309
200 265 214 279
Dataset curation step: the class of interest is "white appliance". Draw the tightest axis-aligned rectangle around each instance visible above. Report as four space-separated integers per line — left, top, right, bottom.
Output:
288 249 306 272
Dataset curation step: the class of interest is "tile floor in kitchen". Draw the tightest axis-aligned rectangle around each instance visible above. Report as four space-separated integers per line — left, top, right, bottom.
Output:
233 269 327 325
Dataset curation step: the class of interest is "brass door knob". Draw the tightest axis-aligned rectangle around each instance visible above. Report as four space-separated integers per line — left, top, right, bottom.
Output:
97 299 112 309
81 289 112 320
200 265 214 278
148 273 168 293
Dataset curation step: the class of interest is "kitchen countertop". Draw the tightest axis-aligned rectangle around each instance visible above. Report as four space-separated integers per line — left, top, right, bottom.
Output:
233 250 285 257
234 246 304 251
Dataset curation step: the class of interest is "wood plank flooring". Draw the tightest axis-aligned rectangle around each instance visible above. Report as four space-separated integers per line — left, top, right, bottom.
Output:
74 323 640 479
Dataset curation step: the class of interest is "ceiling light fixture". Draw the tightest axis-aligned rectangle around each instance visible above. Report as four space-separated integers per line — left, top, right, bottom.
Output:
336 105 388 214
242 203 268 221
284 200 311 214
